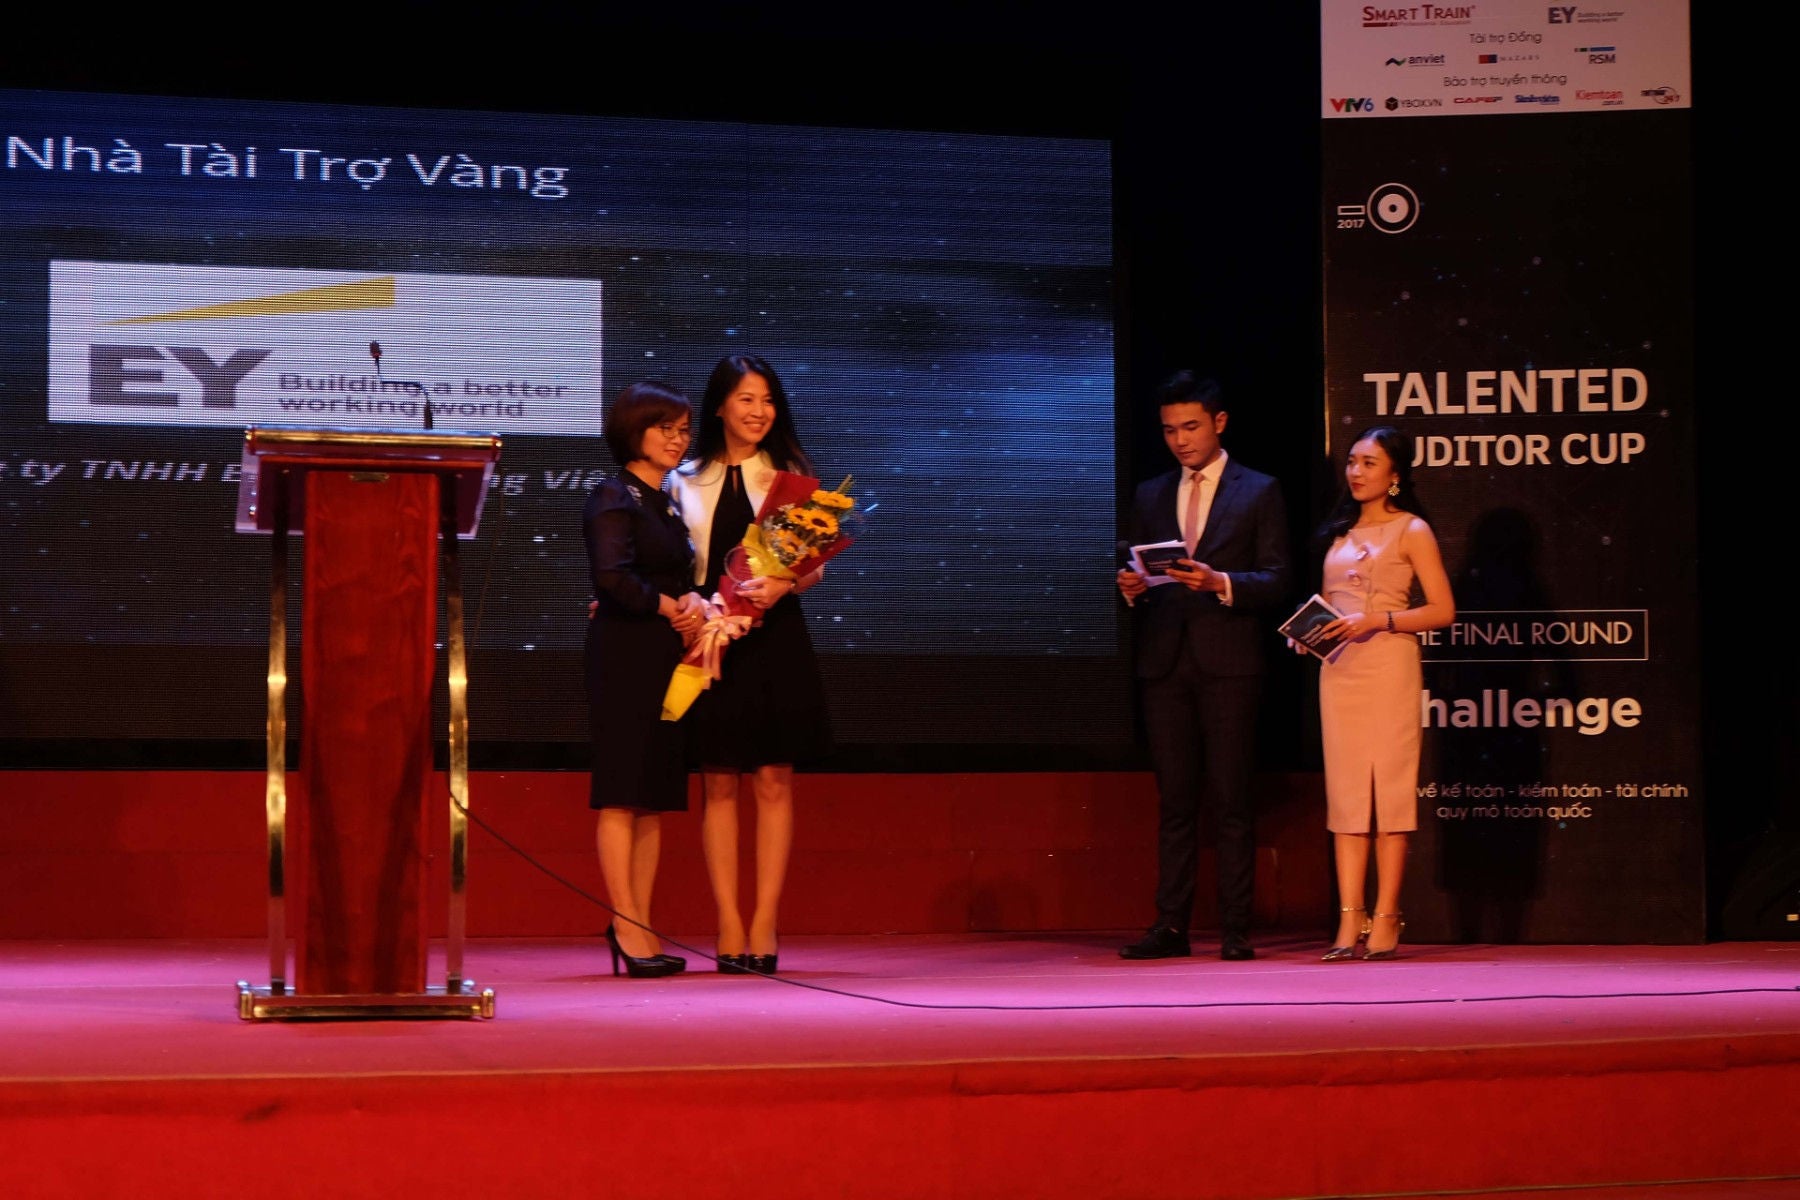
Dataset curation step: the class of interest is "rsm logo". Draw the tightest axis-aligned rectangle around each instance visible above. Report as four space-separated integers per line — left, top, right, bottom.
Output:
89 345 271 407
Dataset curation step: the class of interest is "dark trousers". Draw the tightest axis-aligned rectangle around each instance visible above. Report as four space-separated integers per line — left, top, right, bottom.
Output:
1141 664 1261 936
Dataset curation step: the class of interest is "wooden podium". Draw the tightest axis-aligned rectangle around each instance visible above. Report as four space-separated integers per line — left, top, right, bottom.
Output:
233 426 501 1020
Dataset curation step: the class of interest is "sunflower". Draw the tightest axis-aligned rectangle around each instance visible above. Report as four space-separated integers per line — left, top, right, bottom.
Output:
766 527 809 561
788 506 840 536
810 488 854 511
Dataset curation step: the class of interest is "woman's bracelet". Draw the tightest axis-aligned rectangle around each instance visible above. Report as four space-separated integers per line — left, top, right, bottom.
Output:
1386 610 1396 633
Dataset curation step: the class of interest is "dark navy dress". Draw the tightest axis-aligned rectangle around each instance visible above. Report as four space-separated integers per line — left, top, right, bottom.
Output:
582 474 694 812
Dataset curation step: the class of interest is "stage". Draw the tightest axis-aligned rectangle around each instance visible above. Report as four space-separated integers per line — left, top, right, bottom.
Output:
2 935 1797 1199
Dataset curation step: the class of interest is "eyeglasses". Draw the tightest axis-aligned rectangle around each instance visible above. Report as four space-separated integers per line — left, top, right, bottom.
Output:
653 423 692 440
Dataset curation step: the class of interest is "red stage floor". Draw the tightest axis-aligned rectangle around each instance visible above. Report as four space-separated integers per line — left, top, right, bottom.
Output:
3 934 1798 1199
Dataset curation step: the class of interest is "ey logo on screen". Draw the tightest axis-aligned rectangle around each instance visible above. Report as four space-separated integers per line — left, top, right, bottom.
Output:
48 262 604 436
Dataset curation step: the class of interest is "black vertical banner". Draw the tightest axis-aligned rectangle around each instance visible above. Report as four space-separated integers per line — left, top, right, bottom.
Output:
1321 101 1698 941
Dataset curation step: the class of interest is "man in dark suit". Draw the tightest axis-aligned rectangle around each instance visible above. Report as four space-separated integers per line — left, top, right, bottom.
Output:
1117 371 1290 961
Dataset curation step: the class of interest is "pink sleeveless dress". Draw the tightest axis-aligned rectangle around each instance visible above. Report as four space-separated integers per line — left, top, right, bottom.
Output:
1319 515 1423 833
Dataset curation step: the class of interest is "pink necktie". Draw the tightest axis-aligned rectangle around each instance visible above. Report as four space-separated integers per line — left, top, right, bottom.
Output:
1183 470 1204 556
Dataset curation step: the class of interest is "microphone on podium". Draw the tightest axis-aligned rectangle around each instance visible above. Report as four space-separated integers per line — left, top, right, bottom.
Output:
368 340 432 430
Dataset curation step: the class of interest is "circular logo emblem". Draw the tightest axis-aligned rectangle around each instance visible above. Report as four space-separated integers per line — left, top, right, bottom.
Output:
1367 182 1420 234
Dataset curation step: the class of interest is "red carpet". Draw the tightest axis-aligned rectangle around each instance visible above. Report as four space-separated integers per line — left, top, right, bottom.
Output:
2 935 1798 1199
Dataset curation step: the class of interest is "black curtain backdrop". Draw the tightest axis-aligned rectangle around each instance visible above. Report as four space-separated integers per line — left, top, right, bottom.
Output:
1 6 1784 934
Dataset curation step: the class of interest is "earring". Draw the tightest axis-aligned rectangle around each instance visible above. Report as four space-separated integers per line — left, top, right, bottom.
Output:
1387 480 1400 497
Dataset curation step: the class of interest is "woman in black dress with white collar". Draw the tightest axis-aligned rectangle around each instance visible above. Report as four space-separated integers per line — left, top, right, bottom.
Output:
668 355 834 974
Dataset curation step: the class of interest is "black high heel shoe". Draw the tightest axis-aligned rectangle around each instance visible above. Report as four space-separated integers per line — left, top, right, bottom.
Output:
744 949 779 974
606 924 686 971
716 953 750 975
1321 906 1371 962
605 924 684 978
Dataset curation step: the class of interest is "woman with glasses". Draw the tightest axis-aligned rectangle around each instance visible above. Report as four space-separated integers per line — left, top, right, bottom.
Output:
668 354 833 974
583 379 707 978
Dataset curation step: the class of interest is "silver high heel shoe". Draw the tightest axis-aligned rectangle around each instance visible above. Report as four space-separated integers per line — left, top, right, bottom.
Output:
1362 912 1406 961
1321 906 1371 962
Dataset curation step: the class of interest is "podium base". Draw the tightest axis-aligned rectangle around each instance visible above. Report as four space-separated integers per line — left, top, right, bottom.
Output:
237 981 496 1021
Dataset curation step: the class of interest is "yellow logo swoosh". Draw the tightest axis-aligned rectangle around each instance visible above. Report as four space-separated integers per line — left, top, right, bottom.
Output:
108 276 397 325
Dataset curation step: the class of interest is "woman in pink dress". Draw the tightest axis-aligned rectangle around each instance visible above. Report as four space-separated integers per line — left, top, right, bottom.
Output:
1304 427 1454 960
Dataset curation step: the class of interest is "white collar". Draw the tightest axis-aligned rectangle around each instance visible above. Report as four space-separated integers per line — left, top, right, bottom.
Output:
1188 450 1228 485
680 449 772 488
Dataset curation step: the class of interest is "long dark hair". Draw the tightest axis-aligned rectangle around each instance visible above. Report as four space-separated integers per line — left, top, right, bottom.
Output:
1316 425 1431 545
689 354 814 475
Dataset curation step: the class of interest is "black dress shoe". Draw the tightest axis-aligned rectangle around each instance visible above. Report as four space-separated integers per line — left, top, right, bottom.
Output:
1219 933 1256 961
1119 926 1191 960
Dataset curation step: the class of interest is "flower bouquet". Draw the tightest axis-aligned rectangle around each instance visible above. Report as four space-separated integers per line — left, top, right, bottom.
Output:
661 471 861 721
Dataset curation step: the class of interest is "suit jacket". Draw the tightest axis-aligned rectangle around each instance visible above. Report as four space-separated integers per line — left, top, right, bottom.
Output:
666 450 779 588
1126 457 1290 680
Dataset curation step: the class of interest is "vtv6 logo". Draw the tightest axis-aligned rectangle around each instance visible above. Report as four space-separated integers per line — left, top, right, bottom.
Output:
1330 97 1376 113
89 345 272 407
1548 5 1575 22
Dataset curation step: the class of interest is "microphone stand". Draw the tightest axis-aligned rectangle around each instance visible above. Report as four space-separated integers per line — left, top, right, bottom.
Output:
370 342 434 430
